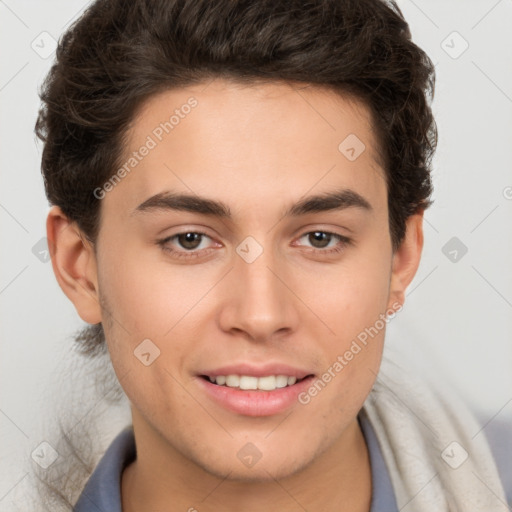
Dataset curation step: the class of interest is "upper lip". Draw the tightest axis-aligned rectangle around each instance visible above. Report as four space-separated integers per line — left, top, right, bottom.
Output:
199 363 313 380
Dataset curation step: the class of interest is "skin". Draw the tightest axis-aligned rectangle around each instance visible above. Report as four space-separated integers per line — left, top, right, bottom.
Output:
47 78 424 512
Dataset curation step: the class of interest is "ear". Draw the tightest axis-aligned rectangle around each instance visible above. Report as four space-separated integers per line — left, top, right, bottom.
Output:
46 206 102 324
387 212 424 309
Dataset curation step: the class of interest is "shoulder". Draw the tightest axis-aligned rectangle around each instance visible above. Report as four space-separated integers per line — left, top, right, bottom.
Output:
479 414 512 506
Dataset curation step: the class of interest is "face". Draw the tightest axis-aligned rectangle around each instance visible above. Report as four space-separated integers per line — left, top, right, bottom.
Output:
55 78 417 481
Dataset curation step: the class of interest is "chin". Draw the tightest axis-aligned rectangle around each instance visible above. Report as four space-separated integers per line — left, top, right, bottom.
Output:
199 453 314 483
184 433 323 483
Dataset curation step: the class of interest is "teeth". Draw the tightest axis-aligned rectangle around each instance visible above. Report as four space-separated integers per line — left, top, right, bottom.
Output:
226 375 240 387
276 375 288 388
208 374 301 391
239 376 258 390
258 375 277 390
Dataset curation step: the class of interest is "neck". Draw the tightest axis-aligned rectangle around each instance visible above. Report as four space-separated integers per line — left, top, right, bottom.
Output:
122 412 371 512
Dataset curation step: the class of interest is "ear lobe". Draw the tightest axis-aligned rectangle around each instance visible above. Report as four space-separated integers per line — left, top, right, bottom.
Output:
387 213 424 309
46 206 102 324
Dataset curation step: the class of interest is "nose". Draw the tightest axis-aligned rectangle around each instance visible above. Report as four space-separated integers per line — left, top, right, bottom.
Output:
217 244 300 343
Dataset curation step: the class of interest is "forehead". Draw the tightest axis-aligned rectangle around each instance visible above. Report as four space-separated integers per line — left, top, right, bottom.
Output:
128 78 383 165
103 78 387 220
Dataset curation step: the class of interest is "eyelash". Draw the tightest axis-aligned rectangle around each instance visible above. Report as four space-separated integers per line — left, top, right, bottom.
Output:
156 230 352 260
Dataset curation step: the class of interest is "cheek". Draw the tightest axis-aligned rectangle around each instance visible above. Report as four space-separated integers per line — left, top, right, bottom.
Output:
293 245 391 409
97 243 219 339
95 247 219 409
295 248 392 343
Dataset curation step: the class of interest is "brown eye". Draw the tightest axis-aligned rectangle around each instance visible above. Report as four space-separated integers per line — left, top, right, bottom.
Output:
177 232 203 250
294 230 352 256
308 231 332 248
157 231 218 260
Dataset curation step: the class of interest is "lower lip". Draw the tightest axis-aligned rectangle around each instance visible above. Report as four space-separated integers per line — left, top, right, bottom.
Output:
197 376 315 417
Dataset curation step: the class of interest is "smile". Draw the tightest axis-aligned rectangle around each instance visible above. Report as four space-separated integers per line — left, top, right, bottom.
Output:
198 373 316 416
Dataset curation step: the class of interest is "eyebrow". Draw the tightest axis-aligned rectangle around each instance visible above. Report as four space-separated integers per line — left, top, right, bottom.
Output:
132 188 372 219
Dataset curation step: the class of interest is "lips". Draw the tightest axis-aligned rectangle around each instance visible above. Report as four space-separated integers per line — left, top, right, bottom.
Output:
196 363 315 416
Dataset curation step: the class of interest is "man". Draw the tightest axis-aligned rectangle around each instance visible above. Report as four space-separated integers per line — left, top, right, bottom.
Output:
36 0 510 510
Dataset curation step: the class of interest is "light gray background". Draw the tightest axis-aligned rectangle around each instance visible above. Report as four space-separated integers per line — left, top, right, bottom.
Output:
1 0 511 509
